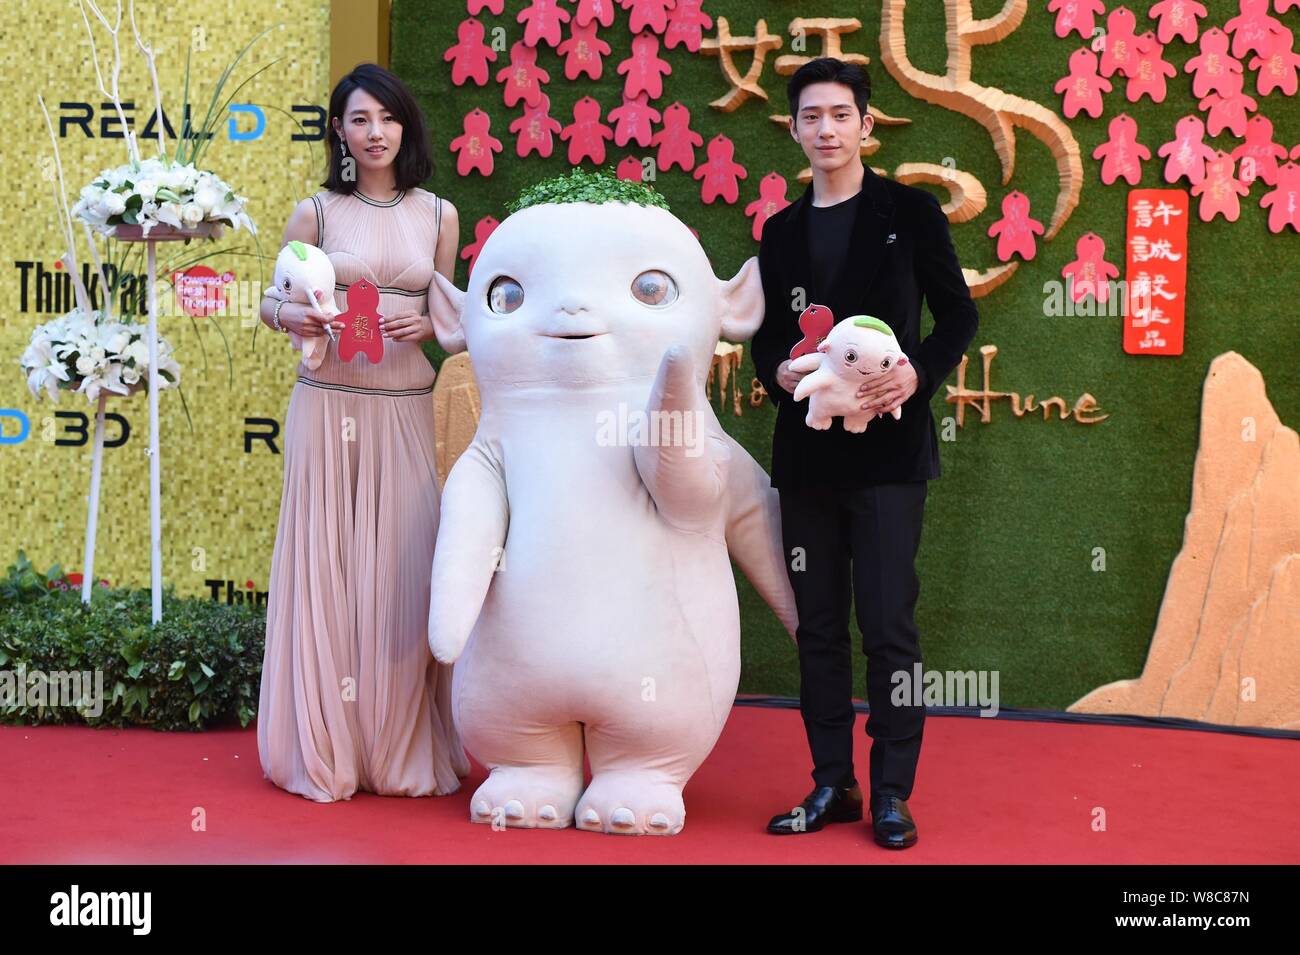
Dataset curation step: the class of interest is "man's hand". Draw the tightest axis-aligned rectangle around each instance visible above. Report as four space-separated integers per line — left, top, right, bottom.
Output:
380 311 435 342
856 361 919 416
775 358 810 395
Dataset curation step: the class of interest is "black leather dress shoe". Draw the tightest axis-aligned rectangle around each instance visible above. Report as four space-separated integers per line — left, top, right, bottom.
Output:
870 794 917 848
766 782 864 834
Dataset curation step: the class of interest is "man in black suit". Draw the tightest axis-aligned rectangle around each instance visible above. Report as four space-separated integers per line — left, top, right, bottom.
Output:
753 58 979 848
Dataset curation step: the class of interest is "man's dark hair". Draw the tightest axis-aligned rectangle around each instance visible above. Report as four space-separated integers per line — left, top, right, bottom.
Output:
787 57 871 117
324 63 433 192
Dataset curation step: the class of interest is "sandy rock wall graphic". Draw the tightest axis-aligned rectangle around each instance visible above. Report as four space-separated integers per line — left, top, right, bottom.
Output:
1071 353 1300 729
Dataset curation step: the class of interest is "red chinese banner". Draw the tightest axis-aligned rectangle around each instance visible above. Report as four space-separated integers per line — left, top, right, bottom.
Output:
1124 188 1189 356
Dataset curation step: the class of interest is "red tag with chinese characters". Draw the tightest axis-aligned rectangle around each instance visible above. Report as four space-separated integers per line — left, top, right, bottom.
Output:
1123 189 1189 356
338 279 384 364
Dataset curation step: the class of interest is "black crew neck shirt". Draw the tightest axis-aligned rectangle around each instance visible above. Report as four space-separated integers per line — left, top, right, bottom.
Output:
806 190 861 301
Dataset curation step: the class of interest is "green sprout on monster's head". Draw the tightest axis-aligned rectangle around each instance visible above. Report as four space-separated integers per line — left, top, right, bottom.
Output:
506 167 671 214
852 316 894 336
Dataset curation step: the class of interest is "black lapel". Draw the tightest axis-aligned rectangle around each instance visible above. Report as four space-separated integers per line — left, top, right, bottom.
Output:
826 168 894 317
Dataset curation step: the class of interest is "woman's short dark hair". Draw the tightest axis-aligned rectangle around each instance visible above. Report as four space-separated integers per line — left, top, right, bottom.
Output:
323 62 433 192
787 57 872 117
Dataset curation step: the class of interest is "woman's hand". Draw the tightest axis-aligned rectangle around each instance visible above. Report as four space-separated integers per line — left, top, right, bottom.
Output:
277 291 344 338
380 310 434 342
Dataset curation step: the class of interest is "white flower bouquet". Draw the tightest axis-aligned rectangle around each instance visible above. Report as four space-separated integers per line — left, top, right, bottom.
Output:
72 155 255 239
20 307 180 403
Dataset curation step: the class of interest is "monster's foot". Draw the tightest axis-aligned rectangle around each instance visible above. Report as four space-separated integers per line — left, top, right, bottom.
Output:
468 765 583 829
805 414 833 430
575 771 686 836
842 412 872 433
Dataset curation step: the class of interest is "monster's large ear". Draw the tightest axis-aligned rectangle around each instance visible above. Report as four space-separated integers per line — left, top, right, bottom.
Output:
428 270 467 354
719 256 765 342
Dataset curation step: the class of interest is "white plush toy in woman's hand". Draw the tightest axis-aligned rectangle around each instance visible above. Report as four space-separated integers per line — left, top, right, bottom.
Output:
265 240 339 371
791 315 910 432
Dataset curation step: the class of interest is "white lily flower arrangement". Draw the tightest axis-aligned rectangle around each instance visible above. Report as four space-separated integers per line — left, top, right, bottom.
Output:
20 307 180 404
72 155 255 238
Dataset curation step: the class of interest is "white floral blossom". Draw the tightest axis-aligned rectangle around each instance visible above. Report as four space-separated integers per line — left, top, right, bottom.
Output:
73 156 255 236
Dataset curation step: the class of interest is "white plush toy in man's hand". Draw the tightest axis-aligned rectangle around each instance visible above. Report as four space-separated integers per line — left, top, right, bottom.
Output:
265 240 339 371
791 315 910 432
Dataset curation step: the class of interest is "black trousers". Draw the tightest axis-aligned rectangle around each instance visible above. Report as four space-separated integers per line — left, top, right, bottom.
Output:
779 481 928 799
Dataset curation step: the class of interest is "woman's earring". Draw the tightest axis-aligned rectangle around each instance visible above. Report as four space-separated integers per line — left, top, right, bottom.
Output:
338 134 349 157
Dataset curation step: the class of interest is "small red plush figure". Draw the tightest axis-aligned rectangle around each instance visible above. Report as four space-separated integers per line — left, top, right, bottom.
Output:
1099 7 1142 77
1126 33 1178 102
468 0 504 16
450 108 504 176
620 0 675 34
1259 162 1300 233
1185 27 1244 97
497 41 550 109
616 156 645 181
618 32 672 100
560 96 614 165
1157 114 1217 185
517 0 570 48
1224 0 1282 59
557 20 611 80
510 93 563 158
987 191 1045 262
444 18 497 87
789 304 836 361
1094 113 1151 185
461 216 500 277
1061 232 1120 303
338 279 383 365
1056 48 1112 119
652 101 703 172
665 0 712 51
1231 114 1288 188
1148 0 1208 45
744 171 793 241
1048 0 1105 40
1198 71 1257 138
572 0 617 28
1191 151 1250 222
694 134 747 204
1249 25 1300 96
609 93 661 147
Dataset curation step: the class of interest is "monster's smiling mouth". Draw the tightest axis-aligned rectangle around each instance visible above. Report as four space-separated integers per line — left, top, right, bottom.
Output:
540 332 607 341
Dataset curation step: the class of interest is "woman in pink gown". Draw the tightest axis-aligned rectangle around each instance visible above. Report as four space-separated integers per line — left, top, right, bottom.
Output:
257 64 469 802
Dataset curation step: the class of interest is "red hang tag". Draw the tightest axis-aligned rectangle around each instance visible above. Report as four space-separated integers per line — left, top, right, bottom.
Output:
789 304 836 360
338 279 384 364
1123 189 1189 356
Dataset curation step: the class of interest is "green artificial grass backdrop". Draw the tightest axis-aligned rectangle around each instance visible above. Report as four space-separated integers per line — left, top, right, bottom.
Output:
391 0 1298 710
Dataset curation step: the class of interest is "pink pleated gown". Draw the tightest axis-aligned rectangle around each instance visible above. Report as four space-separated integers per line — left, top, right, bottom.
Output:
258 186 470 801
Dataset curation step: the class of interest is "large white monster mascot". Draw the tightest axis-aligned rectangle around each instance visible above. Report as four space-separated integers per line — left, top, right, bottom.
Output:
426 171 796 835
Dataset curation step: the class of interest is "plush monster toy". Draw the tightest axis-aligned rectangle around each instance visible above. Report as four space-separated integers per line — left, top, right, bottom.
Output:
790 315 910 432
425 171 796 836
265 240 339 370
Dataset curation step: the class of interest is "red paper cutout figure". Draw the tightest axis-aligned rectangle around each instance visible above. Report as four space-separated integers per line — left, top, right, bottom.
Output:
468 0 504 14
557 20 611 80
1056 48 1112 118
1127 33 1177 102
1276 0 1300 11
449 108 504 176
1099 7 1142 77
338 279 383 365
665 0 712 51
1062 233 1120 303
1094 113 1151 185
987 191 1045 262
616 156 645 181
1293 144 1300 160
518 0 570 48
1232 114 1289 188
744 171 792 241
1259 162 1300 232
789 304 836 361
608 93 661 147
572 0 617 28
444 18 497 87
497 42 550 109
1224 0 1282 59
1198 72 1257 137
1190 151 1250 222
1249 25 1300 96
617 32 672 100
1049 0 1105 40
1185 27 1244 97
461 216 500 276
652 101 702 172
1157 115 1217 185
510 93 563 158
559 96 614 165
1148 0 1208 45
620 0 675 34
694 134 747 204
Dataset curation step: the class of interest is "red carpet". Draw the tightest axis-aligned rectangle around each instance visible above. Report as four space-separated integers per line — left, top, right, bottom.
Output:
2 704 1296 864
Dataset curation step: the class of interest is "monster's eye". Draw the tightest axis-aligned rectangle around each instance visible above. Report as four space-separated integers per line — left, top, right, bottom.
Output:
283 277 292 291
488 276 524 315
631 269 678 307
844 349 858 364
880 356 892 370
